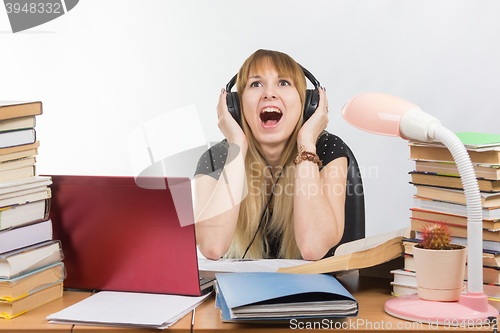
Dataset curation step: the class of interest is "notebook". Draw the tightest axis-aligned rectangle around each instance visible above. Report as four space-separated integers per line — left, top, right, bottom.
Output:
47 175 213 296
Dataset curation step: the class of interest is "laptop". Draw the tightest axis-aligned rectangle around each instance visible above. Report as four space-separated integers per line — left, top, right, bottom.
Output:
48 175 213 296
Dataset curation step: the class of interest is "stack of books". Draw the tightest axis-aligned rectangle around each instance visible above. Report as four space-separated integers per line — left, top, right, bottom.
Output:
0 102 64 319
391 132 500 309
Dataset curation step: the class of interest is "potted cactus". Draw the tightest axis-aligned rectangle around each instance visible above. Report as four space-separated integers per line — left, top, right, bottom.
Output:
413 223 467 301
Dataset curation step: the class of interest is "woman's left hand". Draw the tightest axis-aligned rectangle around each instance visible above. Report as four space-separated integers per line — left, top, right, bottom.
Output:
297 87 329 150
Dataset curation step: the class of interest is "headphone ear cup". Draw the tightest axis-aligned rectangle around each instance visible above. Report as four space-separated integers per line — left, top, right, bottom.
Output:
226 92 243 128
303 88 320 122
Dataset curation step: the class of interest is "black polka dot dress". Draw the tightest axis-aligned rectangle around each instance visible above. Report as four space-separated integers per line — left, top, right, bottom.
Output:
194 131 350 180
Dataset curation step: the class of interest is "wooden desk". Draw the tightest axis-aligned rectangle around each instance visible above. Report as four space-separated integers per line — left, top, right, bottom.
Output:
1 275 496 332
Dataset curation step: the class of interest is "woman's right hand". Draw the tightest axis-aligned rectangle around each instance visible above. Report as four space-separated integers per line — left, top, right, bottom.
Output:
218 89 247 148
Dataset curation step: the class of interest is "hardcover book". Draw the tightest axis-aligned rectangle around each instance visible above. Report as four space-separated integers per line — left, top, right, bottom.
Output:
0 141 39 163
0 129 36 149
0 102 42 121
0 241 63 279
0 262 64 301
0 282 62 319
0 116 35 133
410 172 500 193
0 219 52 254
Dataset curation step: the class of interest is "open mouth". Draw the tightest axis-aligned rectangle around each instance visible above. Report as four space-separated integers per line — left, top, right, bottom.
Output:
260 107 283 127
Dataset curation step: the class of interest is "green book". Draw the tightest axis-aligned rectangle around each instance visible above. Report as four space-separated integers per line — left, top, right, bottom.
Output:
456 132 500 149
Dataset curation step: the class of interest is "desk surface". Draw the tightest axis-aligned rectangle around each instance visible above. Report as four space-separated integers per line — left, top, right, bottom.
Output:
1 274 496 332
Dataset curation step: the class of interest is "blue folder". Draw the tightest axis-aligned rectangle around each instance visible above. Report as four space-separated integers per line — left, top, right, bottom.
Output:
215 272 358 321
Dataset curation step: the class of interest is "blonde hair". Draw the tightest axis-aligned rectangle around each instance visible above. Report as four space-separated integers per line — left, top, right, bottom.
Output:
225 49 307 259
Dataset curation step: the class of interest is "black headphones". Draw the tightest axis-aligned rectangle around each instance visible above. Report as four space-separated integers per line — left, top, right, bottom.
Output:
225 65 321 128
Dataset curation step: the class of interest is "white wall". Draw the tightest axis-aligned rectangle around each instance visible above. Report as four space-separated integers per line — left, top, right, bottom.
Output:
1 0 499 237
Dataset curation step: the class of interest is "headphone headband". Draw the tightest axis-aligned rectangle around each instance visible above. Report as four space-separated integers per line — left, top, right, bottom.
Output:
225 64 320 94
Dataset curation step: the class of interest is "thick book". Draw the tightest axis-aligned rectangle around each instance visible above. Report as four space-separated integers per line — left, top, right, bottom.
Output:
483 253 500 268
0 175 51 195
410 208 500 230
215 272 358 321
391 283 417 297
410 219 500 242
0 157 36 172
414 160 500 180
413 197 500 220
0 219 52 254
391 269 500 300
408 234 500 253
0 199 50 232
0 175 50 191
478 267 500 285
0 282 62 319
410 132 500 151
391 269 418 297
410 145 500 165
401 255 500 285
410 172 500 193
414 185 500 208
0 102 42 121
0 116 35 133
0 141 39 163
277 227 411 274
0 186 51 209
403 239 500 269
0 262 64 301
455 132 500 149
0 129 36 149
0 165 36 182
0 241 63 279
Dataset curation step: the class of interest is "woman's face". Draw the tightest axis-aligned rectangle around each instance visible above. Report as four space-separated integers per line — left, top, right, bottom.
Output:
241 60 302 148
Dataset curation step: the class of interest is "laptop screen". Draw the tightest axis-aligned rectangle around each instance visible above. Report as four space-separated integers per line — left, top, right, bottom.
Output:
49 175 204 296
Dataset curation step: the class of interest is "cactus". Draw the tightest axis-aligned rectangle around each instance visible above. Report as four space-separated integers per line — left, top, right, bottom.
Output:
421 223 452 250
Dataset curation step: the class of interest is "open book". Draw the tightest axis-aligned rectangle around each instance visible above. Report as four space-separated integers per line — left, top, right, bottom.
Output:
198 258 309 278
199 227 412 276
277 227 412 274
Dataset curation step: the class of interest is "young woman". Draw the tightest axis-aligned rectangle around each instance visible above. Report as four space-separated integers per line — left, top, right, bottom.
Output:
194 49 349 261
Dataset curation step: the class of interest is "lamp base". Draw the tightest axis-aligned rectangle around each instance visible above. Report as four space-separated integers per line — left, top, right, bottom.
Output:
385 293 498 326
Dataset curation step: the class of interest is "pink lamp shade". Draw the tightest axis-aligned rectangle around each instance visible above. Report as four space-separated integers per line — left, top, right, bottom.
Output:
341 92 421 139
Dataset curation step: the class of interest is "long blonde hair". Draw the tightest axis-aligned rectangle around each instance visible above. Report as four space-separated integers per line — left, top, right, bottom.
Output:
225 50 307 259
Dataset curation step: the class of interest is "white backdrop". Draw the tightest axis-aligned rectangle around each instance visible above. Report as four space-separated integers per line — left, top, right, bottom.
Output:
1 0 499 237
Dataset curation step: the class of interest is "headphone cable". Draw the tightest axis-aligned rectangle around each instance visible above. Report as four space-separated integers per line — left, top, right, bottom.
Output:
241 159 284 259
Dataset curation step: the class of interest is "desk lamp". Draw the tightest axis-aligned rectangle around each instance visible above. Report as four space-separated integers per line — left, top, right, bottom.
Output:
341 92 498 325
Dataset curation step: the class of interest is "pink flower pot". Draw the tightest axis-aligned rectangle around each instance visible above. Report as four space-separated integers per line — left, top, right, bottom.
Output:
413 244 467 301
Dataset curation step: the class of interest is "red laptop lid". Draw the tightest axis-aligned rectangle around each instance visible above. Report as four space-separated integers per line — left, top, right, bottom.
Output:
48 175 203 296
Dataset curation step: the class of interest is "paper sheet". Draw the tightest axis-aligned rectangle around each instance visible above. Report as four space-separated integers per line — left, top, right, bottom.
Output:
47 291 211 329
198 258 309 277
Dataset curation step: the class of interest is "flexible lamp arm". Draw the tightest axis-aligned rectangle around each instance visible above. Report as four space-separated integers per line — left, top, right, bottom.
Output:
402 107 483 294
431 127 483 293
